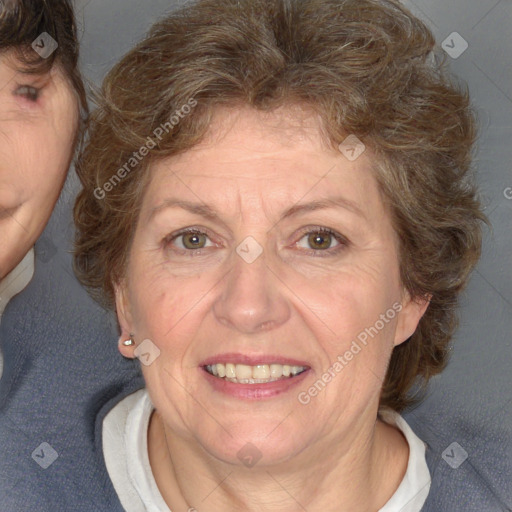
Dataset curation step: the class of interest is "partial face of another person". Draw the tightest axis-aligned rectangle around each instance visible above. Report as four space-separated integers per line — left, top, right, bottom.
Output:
117 106 427 468
0 53 79 279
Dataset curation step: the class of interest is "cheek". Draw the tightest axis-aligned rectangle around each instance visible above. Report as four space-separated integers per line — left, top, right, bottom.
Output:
298 266 402 375
0 125 73 203
38 118 77 185
295 261 400 329
129 263 207 343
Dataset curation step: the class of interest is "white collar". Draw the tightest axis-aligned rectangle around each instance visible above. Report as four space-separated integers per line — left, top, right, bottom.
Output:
0 248 35 318
378 407 431 511
104 389 431 512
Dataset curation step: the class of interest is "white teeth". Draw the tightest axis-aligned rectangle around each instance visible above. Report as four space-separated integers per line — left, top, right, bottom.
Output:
253 364 270 379
205 362 306 383
216 363 226 378
225 363 236 379
270 364 282 378
235 364 253 380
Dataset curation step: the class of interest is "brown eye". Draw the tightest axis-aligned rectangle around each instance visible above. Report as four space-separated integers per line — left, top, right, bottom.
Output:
307 231 333 250
295 227 349 256
165 229 214 252
163 227 218 257
181 232 207 250
14 85 40 102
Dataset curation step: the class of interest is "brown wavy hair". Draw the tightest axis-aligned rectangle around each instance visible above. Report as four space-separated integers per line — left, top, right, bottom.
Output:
74 0 485 411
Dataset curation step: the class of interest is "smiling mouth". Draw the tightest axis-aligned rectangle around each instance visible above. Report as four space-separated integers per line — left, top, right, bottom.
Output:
204 363 308 384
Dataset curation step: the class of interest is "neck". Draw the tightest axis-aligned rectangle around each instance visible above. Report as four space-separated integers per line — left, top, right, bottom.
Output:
148 405 409 512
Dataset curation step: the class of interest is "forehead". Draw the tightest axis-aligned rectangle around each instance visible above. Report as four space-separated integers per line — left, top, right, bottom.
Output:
143 106 383 220
199 104 332 152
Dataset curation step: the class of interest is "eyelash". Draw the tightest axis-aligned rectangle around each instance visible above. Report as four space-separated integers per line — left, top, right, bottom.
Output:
163 226 349 257
14 85 41 102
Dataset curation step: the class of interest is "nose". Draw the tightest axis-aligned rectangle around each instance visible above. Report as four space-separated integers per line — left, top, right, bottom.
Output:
212 247 290 334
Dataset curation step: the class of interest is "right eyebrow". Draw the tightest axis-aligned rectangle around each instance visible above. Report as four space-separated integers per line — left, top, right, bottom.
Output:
148 199 221 223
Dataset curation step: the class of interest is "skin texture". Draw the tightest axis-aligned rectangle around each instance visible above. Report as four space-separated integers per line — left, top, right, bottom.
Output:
0 53 79 279
117 106 429 511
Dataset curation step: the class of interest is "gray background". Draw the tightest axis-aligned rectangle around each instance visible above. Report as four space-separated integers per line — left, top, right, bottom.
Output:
41 0 511 504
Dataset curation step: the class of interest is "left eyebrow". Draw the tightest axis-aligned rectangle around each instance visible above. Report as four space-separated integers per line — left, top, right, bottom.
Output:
280 196 367 221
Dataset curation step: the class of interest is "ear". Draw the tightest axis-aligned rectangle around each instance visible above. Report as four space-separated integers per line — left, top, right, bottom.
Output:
393 291 431 347
115 280 136 359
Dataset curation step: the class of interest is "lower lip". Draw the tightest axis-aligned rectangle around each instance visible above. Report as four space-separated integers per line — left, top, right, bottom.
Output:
201 367 311 400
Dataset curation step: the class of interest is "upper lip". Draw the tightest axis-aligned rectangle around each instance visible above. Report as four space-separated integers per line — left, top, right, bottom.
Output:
200 353 311 368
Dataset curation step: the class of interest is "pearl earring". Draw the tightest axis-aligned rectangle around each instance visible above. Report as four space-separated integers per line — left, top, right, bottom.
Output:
122 335 135 347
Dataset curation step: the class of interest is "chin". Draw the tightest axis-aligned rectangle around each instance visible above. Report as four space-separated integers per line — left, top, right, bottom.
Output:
192 415 310 469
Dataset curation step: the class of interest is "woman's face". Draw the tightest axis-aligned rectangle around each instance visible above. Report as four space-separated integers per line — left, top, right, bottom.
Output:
117 106 427 467
0 53 79 278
